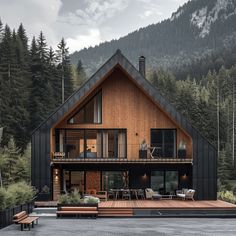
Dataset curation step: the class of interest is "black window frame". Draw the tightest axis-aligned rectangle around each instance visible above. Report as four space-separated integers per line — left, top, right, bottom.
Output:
67 90 102 124
150 128 177 158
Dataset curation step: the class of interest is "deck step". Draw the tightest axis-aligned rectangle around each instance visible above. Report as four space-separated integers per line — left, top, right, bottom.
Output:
98 207 133 217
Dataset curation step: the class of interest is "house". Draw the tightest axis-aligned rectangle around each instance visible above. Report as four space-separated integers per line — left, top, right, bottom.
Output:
31 50 217 201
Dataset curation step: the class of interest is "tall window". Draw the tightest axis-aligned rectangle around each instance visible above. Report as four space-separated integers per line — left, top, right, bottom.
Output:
68 91 102 124
56 129 127 159
151 171 178 194
151 129 176 158
102 171 128 190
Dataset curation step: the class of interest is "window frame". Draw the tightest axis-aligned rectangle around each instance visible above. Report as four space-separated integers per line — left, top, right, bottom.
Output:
67 90 102 124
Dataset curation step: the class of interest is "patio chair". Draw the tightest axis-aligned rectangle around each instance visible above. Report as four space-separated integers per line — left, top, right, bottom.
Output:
137 189 145 199
122 190 131 200
177 189 195 200
145 188 162 200
108 190 116 200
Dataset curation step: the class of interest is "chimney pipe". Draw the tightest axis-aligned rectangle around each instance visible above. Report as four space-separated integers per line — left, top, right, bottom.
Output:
139 56 146 78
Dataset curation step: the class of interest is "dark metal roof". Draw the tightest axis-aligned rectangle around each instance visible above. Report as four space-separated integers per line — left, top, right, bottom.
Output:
32 49 216 151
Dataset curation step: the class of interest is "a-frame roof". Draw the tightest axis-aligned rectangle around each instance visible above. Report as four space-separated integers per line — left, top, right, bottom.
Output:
32 49 215 150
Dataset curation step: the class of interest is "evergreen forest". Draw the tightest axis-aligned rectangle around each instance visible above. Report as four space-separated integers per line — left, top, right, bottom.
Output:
0 19 235 200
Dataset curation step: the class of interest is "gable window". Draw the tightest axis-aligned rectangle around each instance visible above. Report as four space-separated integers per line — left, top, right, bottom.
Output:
68 91 102 124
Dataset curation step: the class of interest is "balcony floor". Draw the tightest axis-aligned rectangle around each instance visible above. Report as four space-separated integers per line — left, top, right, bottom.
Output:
51 158 193 164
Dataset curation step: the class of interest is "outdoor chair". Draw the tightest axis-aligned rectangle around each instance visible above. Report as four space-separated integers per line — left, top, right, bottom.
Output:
122 190 131 200
137 189 145 199
108 190 116 199
177 189 195 200
145 188 162 199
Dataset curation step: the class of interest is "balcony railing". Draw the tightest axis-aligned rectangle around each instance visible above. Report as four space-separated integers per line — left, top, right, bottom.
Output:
51 144 192 164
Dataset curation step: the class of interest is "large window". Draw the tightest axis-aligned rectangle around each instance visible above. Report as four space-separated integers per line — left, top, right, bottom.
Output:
64 171 85 193
68 91 102 124
55 129 127 159
151 129 176 158
102 171 128 190
151 171 178 194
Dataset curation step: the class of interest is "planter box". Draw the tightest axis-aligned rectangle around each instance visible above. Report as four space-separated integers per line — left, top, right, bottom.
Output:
178 149 186 159
57 203 98 210
139 150 147 159
0 201 34 229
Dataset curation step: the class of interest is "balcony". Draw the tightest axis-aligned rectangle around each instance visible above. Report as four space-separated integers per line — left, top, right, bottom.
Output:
51 144 192 164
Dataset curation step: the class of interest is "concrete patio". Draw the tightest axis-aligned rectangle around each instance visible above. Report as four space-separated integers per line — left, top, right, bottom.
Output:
1 217 236 236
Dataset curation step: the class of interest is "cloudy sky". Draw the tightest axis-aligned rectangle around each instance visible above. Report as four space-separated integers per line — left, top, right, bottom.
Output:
0 0 188 53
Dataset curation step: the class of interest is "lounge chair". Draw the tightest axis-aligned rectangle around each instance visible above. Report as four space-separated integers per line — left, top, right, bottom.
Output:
145 188 162 199
177 189 195 200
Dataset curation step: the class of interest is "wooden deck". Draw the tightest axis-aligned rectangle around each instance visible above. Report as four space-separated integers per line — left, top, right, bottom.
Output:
35 200 236 217
99 200 236 209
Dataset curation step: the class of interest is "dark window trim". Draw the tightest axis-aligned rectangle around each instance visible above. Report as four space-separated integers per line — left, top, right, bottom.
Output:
67 90 102 125
150 128 177 158
61 128 127 159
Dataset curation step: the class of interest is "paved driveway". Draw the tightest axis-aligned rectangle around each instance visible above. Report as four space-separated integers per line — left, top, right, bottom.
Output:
1 218 236 236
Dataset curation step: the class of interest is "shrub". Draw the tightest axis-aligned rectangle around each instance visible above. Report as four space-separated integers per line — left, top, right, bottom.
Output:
0 188 7 210
7 182 35 206
0 182 35 210
69 190 82 204
84 196 100 204
58 194 70 204
218 190 236 204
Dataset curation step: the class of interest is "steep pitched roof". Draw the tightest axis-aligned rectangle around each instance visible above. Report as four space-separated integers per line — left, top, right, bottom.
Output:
32 49 215 149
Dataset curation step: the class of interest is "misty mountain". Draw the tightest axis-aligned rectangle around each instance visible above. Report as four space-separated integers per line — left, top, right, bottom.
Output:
70 0 236 76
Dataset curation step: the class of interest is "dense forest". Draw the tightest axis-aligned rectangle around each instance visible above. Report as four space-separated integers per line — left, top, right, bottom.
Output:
0 20 86 152
70 0 236 77
0 11 236 196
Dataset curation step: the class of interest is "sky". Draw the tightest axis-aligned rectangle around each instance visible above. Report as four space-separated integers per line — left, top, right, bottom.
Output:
0 0 189 53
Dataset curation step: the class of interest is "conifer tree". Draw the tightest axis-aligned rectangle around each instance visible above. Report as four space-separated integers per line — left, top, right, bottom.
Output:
56 38 73 102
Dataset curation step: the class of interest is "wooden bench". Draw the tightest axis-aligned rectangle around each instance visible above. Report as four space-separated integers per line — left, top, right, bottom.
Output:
13 211 39 231
56 206 98 218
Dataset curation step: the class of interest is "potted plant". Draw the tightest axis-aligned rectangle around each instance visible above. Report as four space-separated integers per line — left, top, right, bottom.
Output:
139 139 148 159
178 140 187 159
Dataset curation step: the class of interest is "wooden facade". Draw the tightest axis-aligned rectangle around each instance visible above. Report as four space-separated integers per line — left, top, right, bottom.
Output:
31 50 217 201
52 68 192 160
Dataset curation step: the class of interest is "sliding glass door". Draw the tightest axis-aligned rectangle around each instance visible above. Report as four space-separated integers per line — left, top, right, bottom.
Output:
151 171 179 194
151 129 176 158
55 129 127 159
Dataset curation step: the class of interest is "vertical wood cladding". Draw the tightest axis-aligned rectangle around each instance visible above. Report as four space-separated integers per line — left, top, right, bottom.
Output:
86 171 101 191
55 69 193 160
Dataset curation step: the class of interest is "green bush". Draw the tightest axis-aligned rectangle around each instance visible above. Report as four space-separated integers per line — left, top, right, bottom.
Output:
0 182 35 210
0 188 7 210
84 196 100 204
58 190 83 205
218 190 236 204
7 182 35 206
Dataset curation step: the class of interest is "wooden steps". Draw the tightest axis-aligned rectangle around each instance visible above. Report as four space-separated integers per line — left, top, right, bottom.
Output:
98 207 133 217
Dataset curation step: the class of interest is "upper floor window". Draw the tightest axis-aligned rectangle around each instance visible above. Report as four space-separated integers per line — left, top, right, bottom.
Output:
68 91 102 124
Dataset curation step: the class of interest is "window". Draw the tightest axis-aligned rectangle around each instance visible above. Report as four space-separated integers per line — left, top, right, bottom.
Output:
102 171 128 190
151 171 179 194
151 129 176 158
58 129 127 159
68 91 102 124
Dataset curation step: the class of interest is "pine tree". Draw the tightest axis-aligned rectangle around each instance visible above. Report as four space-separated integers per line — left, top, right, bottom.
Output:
56 38 73 102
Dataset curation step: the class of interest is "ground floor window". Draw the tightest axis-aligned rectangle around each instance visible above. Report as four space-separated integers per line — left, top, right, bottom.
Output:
151 171 178 194
63 171 85 192
101 171 128 191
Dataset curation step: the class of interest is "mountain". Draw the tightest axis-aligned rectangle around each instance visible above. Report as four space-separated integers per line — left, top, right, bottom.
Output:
70 0 236 76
